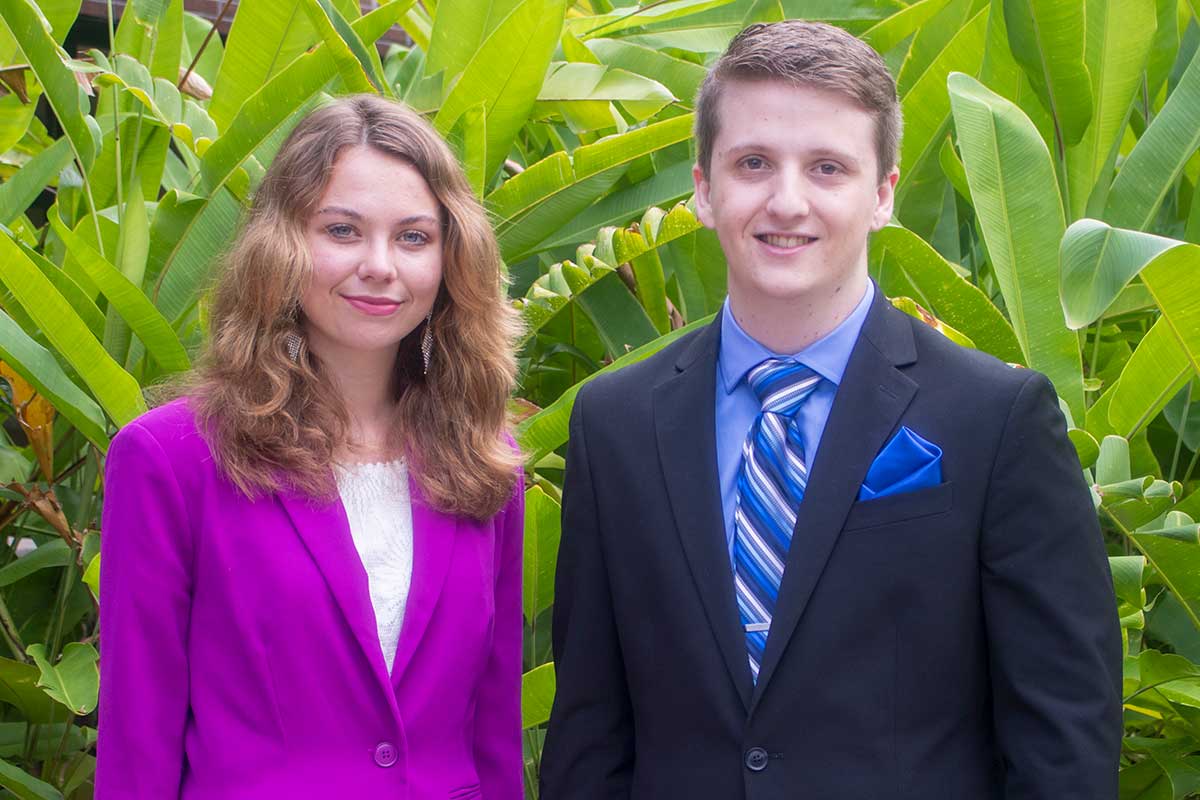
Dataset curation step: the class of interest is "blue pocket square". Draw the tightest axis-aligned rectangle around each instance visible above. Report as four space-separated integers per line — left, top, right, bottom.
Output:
857 426 943 501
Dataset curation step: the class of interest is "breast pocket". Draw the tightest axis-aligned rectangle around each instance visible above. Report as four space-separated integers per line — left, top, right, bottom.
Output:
842 481 954 532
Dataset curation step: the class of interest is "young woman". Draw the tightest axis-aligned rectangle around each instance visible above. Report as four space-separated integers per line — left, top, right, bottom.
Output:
97 95 524 798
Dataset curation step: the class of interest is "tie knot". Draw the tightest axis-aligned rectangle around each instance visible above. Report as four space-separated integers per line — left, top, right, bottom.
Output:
747 359 821 416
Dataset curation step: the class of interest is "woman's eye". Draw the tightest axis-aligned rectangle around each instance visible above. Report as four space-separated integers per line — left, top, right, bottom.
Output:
400 230 430 245
327 223 355 238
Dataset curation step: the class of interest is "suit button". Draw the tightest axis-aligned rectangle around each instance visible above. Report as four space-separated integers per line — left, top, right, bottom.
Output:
374 741 398 767
745 746 769 772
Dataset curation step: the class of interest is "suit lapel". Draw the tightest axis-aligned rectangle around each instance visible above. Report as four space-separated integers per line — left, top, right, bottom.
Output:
277 488 395 697
654 318 754 710
390 473 456 686
751 291 918 708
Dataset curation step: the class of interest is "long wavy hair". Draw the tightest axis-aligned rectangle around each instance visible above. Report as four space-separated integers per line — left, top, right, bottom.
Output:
184 95 521 519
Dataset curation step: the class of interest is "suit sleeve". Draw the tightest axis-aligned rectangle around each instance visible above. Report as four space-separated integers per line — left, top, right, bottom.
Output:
539 390 635 799
981 371 1123 800
474 470 525 800
96 421 194 798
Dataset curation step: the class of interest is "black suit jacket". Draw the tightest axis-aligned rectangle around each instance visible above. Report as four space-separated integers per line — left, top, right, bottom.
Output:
540 290 1122 799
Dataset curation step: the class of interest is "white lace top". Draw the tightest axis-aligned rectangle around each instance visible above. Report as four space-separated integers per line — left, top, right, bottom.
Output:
335 459 414 675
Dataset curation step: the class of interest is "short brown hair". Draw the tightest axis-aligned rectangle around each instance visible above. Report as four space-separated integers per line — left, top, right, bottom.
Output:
186 95 521 519
695 21 902 181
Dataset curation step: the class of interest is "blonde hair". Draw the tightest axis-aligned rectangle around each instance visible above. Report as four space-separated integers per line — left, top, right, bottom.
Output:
695 21 902 181
186 95 521 519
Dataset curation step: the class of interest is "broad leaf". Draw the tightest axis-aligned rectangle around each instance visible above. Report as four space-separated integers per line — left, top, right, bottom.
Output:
1059 218 1181 329
1109 319 1192 439
521 661 555 729
517 314 713 461
26 643 98 716
947 72 1084 421
523 485 561 621
869 224 1023 363
1104 46 1200 231
0 0 98 171
0 540 70 587
0 137 70 226
1063 0 1156 219
0 310 107 448
0 235 145 426
0 758 63 800
435 0 567 180
52 212 191 374
1002 0 1093 145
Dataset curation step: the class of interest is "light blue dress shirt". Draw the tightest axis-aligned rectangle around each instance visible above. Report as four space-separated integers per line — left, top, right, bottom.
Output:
715 282 874 565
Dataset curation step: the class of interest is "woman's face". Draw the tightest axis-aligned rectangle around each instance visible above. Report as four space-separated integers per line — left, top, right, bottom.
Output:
300 145 444 364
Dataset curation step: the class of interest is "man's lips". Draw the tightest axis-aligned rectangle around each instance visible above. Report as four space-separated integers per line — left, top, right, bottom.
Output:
343 295 403 316
756 233 817 248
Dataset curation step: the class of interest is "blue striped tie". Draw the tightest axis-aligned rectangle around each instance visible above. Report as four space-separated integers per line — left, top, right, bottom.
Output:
734 359 821 682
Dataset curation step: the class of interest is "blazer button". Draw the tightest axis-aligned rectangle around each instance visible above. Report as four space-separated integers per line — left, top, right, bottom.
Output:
374 741 398 768
745 746 769 772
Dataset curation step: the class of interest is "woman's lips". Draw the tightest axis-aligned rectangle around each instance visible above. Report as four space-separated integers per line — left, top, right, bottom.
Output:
343 295 402 316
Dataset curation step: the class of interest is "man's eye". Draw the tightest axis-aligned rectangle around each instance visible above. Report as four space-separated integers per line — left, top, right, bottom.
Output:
742 156 766 170
817 163 841 175
400 230 430 245
327 224 355 238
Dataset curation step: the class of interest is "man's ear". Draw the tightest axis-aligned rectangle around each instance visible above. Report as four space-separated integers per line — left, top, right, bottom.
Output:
693 162 715 229
870 167 900 231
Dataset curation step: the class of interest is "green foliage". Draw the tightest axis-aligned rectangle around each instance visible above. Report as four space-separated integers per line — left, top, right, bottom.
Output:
0 0 1197 795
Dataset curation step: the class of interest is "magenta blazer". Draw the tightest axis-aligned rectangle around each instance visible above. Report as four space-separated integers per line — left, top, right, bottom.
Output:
97 398 524 798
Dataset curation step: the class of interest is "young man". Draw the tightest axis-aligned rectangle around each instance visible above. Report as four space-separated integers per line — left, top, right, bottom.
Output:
539 20 1122 800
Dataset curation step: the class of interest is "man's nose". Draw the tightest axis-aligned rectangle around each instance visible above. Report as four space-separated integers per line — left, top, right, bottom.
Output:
766 170 811 219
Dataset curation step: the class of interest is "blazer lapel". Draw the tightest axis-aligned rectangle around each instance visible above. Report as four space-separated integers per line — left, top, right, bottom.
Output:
751 291 919 708
277 489 394 695
654 317 754 711
390 474 456 687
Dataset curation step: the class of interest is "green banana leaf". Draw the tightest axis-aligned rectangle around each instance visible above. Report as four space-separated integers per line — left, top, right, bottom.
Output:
434 0 567 179
302 0 385 95
948 71 1084 421
207 0 325 130
1104 45 1200 232
0 757 63 800
19 243 104 339
869 224 1023 363
585 38 707 107
1002 0 1093 145
26 643 97 716
1140 245 1200 378
0 138 70 226
534 62 675 132
517 314 713 461
895 7 987 207
1063 0 1155 219
488 114 695 261
537 159 695 251
566 0 734 39
0 234 145 426
0 0 98 171
51 213 190 374
521 661 556 729
1109 318 1192 439
861 0 957 54
1059 218 1181 329
426 0 522 80
0 310 107 449
522 485 561 621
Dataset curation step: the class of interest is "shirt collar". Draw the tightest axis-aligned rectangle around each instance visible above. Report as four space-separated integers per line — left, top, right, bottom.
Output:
718 281 875 394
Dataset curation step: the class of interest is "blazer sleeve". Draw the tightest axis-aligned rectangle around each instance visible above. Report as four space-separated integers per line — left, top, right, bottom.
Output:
97 421 195 798
980 371 1123 800
474 470 525 800
539 391 635 798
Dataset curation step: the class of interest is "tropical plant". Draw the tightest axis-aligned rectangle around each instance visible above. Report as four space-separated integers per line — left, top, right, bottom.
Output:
0 0 1197 795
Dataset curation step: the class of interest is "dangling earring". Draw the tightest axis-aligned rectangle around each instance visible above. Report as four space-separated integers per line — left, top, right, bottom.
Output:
285 331 304 364
421 312 434 375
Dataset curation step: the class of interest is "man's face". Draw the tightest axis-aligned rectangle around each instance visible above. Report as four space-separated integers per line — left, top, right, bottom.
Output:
693 80 897 310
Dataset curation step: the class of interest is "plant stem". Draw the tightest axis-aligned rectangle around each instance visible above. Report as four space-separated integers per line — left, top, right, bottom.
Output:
1168 381 1193 481
0 591 28 661
179 0 235 90
45 450 98 657
1088 315 1104 383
